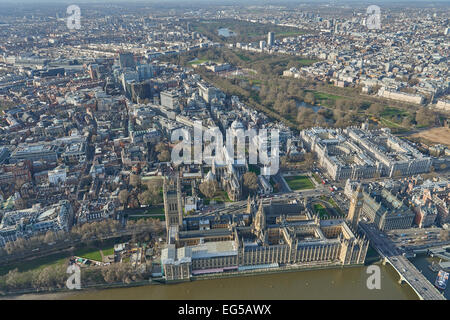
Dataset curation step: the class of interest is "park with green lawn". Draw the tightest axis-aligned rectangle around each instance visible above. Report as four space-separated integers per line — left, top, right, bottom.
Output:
188 58 210 65
0 252 69 276
284 175 315 190
313 203 329 219
126 205 165 221
0 241 116 276
74 243 115 262
202 191 231 205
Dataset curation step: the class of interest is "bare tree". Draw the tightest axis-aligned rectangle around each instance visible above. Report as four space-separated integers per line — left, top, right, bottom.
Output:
199 180 219 199
118 189 129 206
243 172 259 194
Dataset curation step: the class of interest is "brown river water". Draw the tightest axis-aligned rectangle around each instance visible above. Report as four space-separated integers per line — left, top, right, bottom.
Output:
10 263 417 300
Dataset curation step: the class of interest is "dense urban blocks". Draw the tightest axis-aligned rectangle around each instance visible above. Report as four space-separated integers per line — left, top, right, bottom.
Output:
0 1 448 300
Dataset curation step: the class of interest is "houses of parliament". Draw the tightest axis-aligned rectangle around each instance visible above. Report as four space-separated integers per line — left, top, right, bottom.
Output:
161 176 369 281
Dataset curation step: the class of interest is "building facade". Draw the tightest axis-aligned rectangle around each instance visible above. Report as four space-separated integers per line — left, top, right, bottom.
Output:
160 198 369 281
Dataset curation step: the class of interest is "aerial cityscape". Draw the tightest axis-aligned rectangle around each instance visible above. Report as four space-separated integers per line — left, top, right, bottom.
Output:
0 0 449 303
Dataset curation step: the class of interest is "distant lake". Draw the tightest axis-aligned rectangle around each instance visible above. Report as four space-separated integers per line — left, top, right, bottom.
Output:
218 28 236 37
297 101 322 113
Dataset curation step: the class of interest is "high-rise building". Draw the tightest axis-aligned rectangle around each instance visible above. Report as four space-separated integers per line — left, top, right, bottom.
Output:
88 64 100 80
259 40 266 50
136 64 153 81
267 32 274 46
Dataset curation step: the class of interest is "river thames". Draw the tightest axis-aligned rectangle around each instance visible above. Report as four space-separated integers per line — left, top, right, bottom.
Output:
59 263 418 300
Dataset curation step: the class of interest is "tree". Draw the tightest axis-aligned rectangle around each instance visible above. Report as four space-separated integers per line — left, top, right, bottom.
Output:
368 103 384 115
199 180 219 199
401 116 412 128
304 92 316 105
440 229 450 241
157 150 170 162
155 142 167 153
43 231 55 244
128 193 140 209
415 108 433 127
129 174 141 188
243 172 259 194
118 190 129 206
141 181 163 205
155 142 171 162
138 190 154 206
14 197 27 210
296 107 315 126
303 152 316 170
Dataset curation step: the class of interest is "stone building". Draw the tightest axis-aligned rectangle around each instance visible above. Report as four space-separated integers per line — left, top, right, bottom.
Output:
301 125 432 181
361 188 415 231
160 197 369 281
163 175 183 243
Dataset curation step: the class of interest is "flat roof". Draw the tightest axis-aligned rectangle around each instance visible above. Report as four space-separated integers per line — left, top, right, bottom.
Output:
190 240 237 259
178 228 232 239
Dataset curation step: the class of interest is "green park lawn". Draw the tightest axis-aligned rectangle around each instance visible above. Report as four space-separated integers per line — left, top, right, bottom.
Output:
102 247 115 256
74 247 103 262
146 206 164 215
0 252 69 276
284 175 314 190
313 203 329 218
188 59 209 65
275 31 305 38
74 243 115 262
310 91 344 103
297 58 317 66
127 205 165 221
211 191 231 203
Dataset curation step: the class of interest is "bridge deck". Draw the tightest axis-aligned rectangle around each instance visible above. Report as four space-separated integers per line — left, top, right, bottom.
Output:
360 223 445 300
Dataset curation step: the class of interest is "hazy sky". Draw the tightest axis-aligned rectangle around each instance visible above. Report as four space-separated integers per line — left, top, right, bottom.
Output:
0 0 446 3
0 0 448 8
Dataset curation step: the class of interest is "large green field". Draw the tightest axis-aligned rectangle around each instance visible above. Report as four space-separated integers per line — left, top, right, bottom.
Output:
190 19 307 44
74 247 103 262
297 58 318 66
127 206 165 221
74 243 115 262
275 31 306 38
0 252 69 276
313 203 329 218
306 90 345 106
188 59 209 65
284 175 314 190
202 191 231 205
